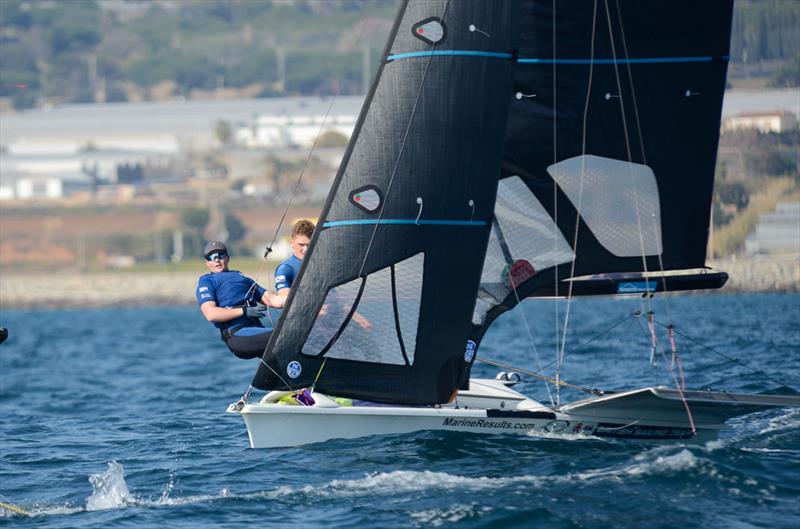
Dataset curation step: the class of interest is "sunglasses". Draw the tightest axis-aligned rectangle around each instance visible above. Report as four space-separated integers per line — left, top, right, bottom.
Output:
205 252 228 261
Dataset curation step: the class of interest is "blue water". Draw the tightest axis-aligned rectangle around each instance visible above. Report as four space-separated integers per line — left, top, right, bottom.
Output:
1 293 798 528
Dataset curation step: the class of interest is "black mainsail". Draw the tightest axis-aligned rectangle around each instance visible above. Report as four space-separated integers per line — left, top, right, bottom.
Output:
253 0 734 405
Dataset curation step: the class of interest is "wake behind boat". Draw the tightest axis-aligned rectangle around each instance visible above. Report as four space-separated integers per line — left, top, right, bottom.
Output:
228 0 800 448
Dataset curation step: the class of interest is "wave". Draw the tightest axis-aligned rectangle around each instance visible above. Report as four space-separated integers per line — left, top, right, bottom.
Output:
758 408 800 435
7 461 235 518
573 448 709 480
3 447 733 520
409 503 493 527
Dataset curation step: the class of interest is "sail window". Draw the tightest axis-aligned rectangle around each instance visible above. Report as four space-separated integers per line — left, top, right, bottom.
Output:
473 177 574 324
302 277 362 358
412 17 445 45
548 155 663 257
349 185 382 213
303 253 424 366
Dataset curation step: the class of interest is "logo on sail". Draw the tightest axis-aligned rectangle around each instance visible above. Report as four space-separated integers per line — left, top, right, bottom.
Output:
412 17 445 45
502 259 536 289
464 340 477 362
617 281 655 294
287 361 302 379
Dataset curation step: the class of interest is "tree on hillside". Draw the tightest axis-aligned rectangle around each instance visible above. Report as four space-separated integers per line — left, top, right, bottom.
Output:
745 147 797 177
0 42 39 108
731 0 800 63
716 181 749 210
215 120 233 145
316 130 349 148
181 206 210 256
770 57 800 88
224 212 246 243
48 9 101 54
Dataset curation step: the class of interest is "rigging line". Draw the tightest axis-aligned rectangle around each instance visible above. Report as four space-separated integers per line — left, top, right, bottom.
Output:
654 325 698 433
557 0 599 407
511 282 557 407
0 493 28 517
537 311 638 373
637 310 691 388
611 0 673 324
356 0 451 279
249 12 375 315
230 384 255 410
258 354 297 392
602 0 651 311
551 0 561 406
310 358 328 391
247 14 376 370
476 356 602 397
653 320 793 388
637 300 697 436
267 16 374 259
492 220 555 405
0 501 28 517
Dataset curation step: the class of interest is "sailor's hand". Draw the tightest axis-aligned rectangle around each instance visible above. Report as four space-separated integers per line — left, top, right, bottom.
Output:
244 305 267 318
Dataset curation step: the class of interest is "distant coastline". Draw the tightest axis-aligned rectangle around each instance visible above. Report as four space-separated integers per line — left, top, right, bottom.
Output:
1 257 796 310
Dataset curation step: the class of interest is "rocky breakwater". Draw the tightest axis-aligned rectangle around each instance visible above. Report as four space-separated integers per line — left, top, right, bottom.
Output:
708 256 798 292
0 271 200 308
0 256 796 309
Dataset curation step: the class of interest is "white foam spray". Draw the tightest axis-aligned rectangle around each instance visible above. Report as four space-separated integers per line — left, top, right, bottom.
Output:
86 461 134 511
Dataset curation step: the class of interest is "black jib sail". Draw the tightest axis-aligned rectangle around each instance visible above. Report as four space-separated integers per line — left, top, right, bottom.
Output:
252 0 733 405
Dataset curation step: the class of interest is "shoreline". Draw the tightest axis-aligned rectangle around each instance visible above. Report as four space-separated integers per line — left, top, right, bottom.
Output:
0 258 796 309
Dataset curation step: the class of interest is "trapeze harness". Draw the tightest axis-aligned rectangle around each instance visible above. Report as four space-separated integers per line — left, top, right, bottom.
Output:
220 312 272 360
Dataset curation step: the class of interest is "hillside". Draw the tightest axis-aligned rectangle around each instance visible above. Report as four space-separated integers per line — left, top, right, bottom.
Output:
0 0 398 109
1 0 798 110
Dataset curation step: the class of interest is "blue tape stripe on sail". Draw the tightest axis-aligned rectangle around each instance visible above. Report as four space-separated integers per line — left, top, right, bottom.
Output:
387 50 514 61
518 56 729 64
324 219 487 227
387 52 728 64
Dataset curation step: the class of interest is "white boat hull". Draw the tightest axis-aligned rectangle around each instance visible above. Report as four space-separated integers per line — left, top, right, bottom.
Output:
239 404 564 448
230 379 800 448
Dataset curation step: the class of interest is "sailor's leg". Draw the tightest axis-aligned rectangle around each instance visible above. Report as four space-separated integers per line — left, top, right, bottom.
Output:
225 328 272 359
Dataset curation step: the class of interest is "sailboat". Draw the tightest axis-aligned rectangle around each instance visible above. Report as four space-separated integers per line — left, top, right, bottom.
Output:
228 0 799 448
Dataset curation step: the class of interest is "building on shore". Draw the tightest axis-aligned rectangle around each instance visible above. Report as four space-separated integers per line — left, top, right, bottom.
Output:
234 113 357 149
745 202 800 257
723 111 798 133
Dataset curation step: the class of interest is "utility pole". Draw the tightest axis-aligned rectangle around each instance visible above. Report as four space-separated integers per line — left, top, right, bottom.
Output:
276 47 286 93
362 45 371 94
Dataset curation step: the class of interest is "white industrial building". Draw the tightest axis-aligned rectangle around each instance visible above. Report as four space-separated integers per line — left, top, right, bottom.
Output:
234 113 357 148
723 111 798 133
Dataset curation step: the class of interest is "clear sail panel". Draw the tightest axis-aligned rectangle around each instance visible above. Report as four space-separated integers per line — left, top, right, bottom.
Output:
473 176 574 324
548 155 663 257
304 253 424 366
302 277 363 357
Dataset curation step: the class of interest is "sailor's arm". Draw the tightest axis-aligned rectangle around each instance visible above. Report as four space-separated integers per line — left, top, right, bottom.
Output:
270 288 290 308
271 263 293 309
352 311 372 330
200 301 250 323
261 290 286 309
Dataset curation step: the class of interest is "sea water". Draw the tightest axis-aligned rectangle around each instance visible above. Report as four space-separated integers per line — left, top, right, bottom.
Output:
0 293 798 528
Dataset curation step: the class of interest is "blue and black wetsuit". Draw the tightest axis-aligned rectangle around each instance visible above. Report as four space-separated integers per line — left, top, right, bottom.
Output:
196 270 271 359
